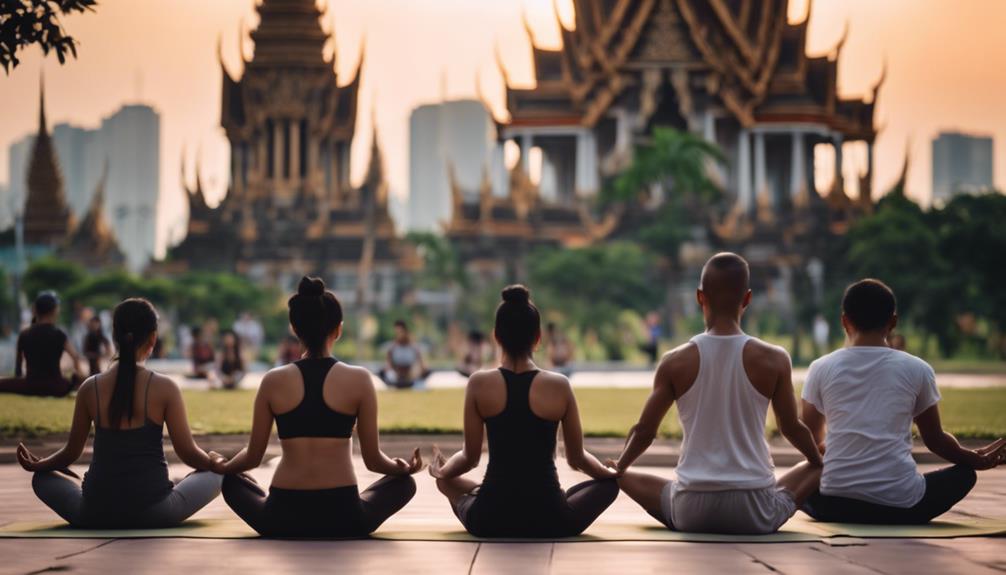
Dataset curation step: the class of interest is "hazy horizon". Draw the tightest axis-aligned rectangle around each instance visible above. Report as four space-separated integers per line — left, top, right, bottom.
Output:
1 0 1004 256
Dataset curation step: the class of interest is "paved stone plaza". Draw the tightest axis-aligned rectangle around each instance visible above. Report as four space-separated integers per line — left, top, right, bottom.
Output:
0 459 1002 574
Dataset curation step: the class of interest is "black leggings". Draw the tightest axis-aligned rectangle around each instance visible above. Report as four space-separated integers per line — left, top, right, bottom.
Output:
454 478 619 538
222 474 416 538
802 465 977 525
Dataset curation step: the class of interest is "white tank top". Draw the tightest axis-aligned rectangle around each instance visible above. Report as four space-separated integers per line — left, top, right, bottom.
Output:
674 333 776 491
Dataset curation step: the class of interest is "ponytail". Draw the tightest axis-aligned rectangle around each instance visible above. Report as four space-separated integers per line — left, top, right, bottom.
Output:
110 299 159 429
109 332 137 428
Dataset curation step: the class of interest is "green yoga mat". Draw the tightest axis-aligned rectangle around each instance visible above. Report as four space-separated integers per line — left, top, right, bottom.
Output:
1 515 1004 542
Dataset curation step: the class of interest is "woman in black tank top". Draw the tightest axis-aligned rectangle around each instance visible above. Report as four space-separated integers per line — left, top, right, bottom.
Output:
429 285 618 538
16 298 224 528
216 277 422 538
0 292 85 397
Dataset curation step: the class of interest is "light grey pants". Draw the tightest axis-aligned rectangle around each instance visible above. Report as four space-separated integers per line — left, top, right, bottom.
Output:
32 470 223 529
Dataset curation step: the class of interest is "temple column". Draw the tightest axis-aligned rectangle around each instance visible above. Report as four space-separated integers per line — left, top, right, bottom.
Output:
491 141 509 198
702 110 716 143
257 135 267 182
575 129 598 196
754 130 768 206
833 133 844 192
272 121 284 182
614 108 632 156
339 143 351 194
290 120 301 184
790 131 805 200
520 132 533 173
737 128 752 212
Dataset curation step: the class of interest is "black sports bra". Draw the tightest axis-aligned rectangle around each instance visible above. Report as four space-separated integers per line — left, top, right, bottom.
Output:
275 357 357 439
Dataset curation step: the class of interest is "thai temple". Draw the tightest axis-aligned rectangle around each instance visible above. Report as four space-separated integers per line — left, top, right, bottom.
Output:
165 0 417 307
5 81 124 271
447 0 883 297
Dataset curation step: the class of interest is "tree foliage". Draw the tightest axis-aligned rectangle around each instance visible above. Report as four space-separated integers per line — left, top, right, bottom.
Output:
842 190 1006 357
0 0 96 72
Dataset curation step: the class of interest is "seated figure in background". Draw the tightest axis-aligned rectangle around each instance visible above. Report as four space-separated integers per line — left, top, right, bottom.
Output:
380 320 430 389
800 279 1005 524
0 292 85 397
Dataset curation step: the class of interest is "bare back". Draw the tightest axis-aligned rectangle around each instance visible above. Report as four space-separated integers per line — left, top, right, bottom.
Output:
263 361 371 489
471 368 570 423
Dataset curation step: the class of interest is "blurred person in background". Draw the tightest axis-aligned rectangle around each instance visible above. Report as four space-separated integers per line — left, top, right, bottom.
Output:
233 312 264 366
219 329 245 390
188 326 216 380
380 320 430 389
0 292 86 397
457 330 490 377
546 322 573 377
639 311 662 365
275 332 304 367
82 316 112 376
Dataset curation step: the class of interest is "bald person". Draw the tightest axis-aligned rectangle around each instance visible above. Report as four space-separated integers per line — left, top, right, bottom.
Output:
611 253 823 534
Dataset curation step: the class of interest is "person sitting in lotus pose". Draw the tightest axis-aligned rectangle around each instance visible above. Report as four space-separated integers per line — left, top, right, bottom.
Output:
613 253 823 535
800 279 1005 524
217 276 423 538
429 285 619 538
17 298 223 528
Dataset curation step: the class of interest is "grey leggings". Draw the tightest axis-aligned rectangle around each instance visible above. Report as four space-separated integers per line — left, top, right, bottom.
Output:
32 470 223 528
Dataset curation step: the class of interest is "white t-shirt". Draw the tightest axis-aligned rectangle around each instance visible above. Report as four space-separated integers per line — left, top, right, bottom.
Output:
802 346 940 508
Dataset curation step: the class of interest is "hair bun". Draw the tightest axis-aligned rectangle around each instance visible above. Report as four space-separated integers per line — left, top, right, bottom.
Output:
297 276 326 297
501 284 530 305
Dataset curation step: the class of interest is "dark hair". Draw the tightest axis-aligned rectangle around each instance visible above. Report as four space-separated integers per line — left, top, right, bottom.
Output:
110 298 158 428
33 291 60 317
494 284 540 358
221 329 244 369
394 320 408 330
288 276 342 356
842 279 897 333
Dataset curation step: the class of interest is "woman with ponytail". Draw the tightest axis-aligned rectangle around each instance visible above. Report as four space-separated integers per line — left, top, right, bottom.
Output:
217 276 422 538
429 285 619 538
16 298 224 528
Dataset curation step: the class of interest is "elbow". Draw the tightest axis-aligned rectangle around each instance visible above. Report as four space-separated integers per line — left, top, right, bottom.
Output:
463 449 481 470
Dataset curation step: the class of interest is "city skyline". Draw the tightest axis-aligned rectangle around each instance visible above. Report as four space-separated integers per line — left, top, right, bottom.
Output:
0 0 1004 256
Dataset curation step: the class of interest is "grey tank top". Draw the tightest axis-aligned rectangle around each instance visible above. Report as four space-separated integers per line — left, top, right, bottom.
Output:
81 372 174 506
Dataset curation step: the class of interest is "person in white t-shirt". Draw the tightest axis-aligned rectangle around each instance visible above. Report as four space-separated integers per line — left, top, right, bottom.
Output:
801 279 1005 524
612 253 824 535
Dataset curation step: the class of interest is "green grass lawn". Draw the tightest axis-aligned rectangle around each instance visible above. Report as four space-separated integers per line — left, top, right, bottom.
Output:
2 387 1004 439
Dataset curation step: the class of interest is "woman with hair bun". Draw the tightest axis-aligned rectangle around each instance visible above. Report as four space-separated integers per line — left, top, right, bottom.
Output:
16 298 224 528
217 276 422 538
430 285 619 538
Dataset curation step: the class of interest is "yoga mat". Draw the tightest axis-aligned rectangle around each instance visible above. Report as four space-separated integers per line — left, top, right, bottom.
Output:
0 516 1003 542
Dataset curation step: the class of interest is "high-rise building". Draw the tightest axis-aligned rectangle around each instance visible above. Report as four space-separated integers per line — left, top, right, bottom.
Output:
932 131 994 203
4 135 34 229
96 105 160 271
408 100 494 232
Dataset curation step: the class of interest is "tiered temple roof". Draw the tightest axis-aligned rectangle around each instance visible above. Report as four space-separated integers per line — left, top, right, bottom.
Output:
24 80 74 245
166 0 416 286
60 162 126 269
506 0 881 143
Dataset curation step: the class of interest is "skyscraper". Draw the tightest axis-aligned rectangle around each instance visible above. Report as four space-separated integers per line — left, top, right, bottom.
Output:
932 131 994 203
408 100 495 232
96 104 160 271
4 135 34 229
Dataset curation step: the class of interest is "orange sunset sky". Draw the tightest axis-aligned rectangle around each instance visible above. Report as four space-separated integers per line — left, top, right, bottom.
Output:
0 0 1004 255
